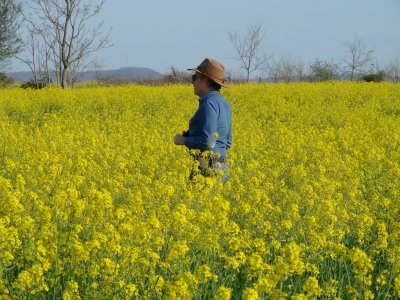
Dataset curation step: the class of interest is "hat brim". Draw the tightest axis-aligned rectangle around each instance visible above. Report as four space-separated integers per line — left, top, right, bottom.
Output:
188 68 229 88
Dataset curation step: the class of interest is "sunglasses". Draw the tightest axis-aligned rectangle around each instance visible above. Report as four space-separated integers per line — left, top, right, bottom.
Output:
191 74 202 83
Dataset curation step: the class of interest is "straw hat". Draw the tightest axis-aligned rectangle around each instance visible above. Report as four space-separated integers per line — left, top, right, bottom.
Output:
188 58 229 87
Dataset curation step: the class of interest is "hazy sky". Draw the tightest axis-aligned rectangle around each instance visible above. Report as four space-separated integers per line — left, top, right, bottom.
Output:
11 0 400 76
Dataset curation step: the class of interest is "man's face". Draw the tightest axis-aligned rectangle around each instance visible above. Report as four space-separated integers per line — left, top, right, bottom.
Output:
192 72 208 96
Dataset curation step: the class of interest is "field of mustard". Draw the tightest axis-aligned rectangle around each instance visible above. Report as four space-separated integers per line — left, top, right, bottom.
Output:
0 82 399 299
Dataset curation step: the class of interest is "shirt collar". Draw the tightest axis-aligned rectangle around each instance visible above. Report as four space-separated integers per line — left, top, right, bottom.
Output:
199 90 219 102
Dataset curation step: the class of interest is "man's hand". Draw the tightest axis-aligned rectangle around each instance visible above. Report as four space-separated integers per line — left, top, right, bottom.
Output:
174 134 186 145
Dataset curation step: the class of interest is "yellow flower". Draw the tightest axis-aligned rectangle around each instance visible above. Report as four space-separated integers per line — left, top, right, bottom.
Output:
167 240 190 262
62 280 81 300
213 286 231 300
1 82 399 298
123 283 139 298
291 294 307 300
241 288 258 300
348 247 373 286
303 276 322 298
246 253 264 271
195 264 218 283
394 275 400 298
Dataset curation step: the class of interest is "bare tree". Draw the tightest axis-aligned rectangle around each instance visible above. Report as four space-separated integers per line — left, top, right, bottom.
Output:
16 27 54 86
164 66 191 84
385 57 400 82
170 66 178 83
24 0 112 88
227 23 270 82
342 37 374 80
266 55 305 82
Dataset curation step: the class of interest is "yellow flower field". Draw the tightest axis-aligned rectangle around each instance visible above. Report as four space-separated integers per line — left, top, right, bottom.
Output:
0 82 399 299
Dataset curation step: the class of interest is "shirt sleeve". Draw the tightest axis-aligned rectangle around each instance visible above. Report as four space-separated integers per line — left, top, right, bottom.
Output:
185 101 218 151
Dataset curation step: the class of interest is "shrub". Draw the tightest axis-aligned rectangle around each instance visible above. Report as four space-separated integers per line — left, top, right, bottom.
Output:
20 80 49 89
308 59 341 81
361 71 385 82
0 72 14 88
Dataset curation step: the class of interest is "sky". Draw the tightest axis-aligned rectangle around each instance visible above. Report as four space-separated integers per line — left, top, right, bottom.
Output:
10 0 400 77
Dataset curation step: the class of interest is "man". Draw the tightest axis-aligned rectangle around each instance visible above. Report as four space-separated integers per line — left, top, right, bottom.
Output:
174 58 232 183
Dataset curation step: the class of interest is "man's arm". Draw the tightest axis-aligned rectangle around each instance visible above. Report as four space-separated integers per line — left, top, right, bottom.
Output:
184 102 218 150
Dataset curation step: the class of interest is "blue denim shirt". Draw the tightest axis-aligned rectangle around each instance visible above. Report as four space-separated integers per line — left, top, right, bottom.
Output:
185 90 232 157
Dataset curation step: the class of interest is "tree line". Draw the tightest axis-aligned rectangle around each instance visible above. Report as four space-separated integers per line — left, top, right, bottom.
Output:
1 1 399 88
226 23 399 83
0 0 110 88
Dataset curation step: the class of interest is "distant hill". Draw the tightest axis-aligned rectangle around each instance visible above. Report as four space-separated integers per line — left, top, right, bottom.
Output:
7 67 163 83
